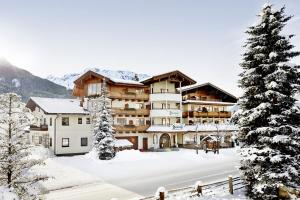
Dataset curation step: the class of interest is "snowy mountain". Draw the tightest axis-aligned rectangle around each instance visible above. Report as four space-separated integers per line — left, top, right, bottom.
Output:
0 59 71 101
47 68 150 89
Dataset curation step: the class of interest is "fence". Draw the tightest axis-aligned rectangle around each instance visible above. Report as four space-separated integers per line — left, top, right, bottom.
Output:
140 176 245 200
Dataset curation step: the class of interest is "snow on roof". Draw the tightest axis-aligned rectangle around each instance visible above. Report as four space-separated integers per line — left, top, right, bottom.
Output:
110 77 143 85
181 82 238 100
147 124 238 132
29 97 89 114
115 139 133 148
183 100 236 106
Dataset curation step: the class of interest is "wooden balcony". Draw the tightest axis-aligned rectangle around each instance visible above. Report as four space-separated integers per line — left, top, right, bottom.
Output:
114 125 150 132
112 108 150 116
182 111 231 118
30 125 48 131
109 92 149 101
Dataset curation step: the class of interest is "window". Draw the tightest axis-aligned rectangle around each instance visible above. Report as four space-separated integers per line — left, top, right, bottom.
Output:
88 83 101 96
86 118 91 124
62 117 69 126
117 118 126 125
49 138 52 147
162 118 166 125
62 138 69 147
162 103 166 109
43 118 46 125
39 136 42 144
78 117 82 124
81 138 88 146
50 118 52 126
137 118 145 125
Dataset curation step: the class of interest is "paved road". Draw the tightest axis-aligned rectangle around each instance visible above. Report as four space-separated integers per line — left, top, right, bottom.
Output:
106 160 239 197
45 149 240 199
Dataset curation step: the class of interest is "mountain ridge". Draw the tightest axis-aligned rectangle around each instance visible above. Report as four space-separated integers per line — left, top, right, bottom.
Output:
46 68 150 89
0 60 72 101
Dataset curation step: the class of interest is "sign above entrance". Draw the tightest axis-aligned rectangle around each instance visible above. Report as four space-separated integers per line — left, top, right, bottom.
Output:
169 110 181 117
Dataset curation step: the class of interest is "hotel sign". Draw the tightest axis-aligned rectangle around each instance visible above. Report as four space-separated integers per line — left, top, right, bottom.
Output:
169 110 181 117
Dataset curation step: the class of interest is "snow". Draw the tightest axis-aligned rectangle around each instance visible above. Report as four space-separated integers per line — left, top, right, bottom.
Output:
147 124 238 132
11 78 21 87
29 97 89 114
269 52 277 58
47 68 150 89
115 139 133 148
155 187 167 198
32 148 239 194
0 187 19 200
110 77 143 85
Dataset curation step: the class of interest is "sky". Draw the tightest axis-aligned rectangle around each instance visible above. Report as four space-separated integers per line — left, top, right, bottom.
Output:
0 0 299 97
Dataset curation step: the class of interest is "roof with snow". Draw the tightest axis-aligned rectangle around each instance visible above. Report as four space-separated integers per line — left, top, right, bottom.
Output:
183 100 236 106
147 124 238 133
26 97 89 115
115 139 133 148
140 70 196 87
74 70 144 87
181 82 238 103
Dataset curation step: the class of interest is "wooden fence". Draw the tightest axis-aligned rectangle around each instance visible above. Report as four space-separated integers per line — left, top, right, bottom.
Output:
140 176 245 200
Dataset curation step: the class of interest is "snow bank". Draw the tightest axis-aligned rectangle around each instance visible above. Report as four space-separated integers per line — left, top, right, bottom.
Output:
86 149 157 162
0 187 19 200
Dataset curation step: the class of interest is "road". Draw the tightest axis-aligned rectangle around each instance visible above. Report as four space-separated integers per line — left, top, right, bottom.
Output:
44 148 240 199
105 159 239 197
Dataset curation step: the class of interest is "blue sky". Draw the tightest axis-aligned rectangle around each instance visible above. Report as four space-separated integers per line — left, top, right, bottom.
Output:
0 0 299 96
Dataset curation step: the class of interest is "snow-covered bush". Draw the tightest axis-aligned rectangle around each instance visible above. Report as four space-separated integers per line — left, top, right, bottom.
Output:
238 3 300 200
0 93 48 199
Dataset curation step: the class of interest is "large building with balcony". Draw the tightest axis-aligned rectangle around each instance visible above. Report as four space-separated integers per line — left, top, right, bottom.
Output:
26 69 238 155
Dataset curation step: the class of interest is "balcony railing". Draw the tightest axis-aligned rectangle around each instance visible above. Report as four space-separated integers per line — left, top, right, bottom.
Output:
112 108 150 116
113 125 150 132
182 111 231 118
30 125 48 131
109 92 149 100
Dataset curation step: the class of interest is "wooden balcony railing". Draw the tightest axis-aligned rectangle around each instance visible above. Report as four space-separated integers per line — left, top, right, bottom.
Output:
114 125 150 132
30 125 48 131
112 108 150 116
182 111 231 118
109 92 149 100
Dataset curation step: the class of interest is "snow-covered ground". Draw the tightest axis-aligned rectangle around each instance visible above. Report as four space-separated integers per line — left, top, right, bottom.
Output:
32 147 241 199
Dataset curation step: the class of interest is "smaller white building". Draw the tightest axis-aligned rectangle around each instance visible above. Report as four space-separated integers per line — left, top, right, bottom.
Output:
26 97 92 155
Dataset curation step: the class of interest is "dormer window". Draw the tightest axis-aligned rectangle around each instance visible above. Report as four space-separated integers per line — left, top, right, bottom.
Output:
88 83 101 96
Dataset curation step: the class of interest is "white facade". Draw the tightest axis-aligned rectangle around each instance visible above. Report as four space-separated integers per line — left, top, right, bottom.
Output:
28 98 92 155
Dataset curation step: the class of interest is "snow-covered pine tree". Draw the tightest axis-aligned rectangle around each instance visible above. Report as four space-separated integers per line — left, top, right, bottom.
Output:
0 93 47 199
93 79 116 160
237 3 300 200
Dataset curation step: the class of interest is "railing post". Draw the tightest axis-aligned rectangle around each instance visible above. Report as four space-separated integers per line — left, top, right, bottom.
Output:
159 191 164 200
195 181 203 196
228 175 233 194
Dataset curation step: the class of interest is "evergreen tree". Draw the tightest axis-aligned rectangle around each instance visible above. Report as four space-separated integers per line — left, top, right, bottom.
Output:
237 4 300 200
93 79 116 160
0 93 47 199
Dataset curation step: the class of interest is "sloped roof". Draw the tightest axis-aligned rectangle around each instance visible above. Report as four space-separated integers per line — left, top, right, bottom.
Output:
141 70 196 87
26 97 89 114
74 70 143 87
181 82 238 101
